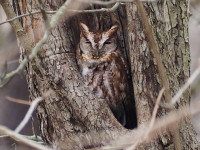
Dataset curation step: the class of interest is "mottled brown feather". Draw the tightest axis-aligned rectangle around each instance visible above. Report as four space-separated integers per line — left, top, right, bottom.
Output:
77 23 129 126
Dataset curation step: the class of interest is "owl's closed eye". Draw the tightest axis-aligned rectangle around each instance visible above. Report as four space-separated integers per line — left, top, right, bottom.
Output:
78 23 119 61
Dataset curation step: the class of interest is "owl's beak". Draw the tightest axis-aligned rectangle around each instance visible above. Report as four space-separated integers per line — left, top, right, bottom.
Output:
92 50 100 59
95 50 99 56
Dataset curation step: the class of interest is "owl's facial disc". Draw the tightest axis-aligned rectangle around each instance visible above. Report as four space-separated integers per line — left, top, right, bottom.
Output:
79 23 118 61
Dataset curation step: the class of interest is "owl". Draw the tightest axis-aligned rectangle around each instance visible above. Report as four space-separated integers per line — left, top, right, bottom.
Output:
76 22 130 126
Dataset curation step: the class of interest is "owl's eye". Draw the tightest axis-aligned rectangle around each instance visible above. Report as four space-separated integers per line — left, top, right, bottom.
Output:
85 41 91 44
104 41 112 44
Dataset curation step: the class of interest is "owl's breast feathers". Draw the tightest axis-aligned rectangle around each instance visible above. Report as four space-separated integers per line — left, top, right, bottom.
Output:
77 23 129 125
78 50 128 125
77 49 128 109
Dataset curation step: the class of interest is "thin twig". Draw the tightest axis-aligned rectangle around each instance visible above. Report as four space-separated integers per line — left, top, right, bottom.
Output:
0 134 43 143
38 0 50 29
0 31 49 87
4 59 19 65
0 0 33 87
150 88 165 127
0 0 81 87
15 90 52 133
126 88 165 150
80 2 120 13
0 0 33 55
0 135 9 138
0 6 120 25
75 0 155 5
0 11 55 26
0 125 53 150
100 98 200 150
171 63 200 105
14 96 43 133
7 96 30 105
0 0 156 26
76 0 132 5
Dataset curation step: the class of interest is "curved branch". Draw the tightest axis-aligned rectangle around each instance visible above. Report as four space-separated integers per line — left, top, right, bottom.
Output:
0 0 83 87
0 125 52 150
0 3 120 26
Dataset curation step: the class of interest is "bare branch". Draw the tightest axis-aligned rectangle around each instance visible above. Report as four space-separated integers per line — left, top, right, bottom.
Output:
171 61 200 105
0 0 156 26
126 88 165 150
0 59 19 65
100 98 200 150
1 94 194 150
0 0 84 87
0 31 49 87
0 125 53 150
14 90 52 133
0 0 33 53
150 88 165 127
76 0 132 5
7 97 31 105
38 0 50 29
75 0 156 5
0 134 44 143
78 2 120 13
0 11 55 26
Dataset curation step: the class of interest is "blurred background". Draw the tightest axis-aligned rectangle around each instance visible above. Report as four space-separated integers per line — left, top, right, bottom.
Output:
0 0 200 148
0 5 39 150
190 0 200 141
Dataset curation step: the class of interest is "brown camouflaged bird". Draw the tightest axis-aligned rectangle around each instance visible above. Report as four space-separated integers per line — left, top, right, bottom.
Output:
76 23 132 126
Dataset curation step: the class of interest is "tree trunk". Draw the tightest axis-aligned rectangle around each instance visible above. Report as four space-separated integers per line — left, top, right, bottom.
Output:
126 0 198 149
8 0 199 149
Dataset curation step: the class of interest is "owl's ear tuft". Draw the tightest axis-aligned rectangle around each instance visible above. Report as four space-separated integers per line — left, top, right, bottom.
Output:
80 22 89 37
107 24 119 37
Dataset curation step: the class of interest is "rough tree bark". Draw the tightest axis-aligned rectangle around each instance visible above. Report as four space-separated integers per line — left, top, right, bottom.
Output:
126 0 198 149
5 0 199 149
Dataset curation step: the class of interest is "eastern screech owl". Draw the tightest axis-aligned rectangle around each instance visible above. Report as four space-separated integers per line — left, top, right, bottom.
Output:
76 23 130 126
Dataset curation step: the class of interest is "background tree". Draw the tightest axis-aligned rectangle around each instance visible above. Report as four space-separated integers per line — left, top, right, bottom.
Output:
0 0 199 150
